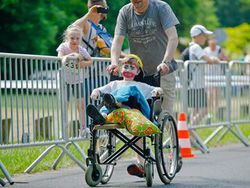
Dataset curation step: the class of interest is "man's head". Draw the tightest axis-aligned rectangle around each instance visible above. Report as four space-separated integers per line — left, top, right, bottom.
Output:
121 54 143 81
190 25 213 45
88 0 107 8
131 0 149 14
88 0 108 20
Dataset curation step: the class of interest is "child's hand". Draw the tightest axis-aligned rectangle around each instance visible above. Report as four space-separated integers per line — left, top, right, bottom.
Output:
91 89 100 100
151 88 163 97
211 57 220 64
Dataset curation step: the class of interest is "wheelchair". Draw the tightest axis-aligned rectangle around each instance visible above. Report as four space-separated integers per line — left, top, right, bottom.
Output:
85 73 180 187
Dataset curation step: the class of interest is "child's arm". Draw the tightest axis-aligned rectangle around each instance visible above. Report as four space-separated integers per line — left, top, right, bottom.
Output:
76 47 93 68
90 82 113 100
77 57 93 68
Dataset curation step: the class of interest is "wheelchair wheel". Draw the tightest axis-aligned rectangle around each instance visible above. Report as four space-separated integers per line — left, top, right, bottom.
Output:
95 130 116 184
85 164 102 187
145 160 153 187
155 114 179 184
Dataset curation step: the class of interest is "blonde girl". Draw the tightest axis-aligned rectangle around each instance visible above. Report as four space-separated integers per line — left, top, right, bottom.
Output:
57 25 93 137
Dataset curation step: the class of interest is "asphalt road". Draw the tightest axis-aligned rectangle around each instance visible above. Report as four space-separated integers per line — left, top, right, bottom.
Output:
4 145 250 188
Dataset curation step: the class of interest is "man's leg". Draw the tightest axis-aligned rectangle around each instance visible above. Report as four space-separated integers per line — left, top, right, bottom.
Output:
160 72 176 117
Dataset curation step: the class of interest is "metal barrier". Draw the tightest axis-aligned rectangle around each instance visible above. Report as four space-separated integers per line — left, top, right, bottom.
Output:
182 60 250 152
1 52 249 179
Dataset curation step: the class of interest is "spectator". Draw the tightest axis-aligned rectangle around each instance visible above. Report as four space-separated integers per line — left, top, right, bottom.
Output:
72 0 110 57
204 38 228 61
108 0 179 178
188 25 219 125
57 25 93 137
204 38 228 114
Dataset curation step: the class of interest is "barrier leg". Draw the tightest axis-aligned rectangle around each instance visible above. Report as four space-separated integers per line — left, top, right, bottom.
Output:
204 126 224 145
190 130 209 153
234 125 250 146
0 162 14 185
214 127 229 144
24 144 57 173
72 142 88 159
0 178 5 186
228 125 250 146
52 141 87 170
215 125 250 147
52 142 73 170
57 145 87 171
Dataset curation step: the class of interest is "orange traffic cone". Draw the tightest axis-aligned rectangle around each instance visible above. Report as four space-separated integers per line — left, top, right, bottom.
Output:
177 112 195 158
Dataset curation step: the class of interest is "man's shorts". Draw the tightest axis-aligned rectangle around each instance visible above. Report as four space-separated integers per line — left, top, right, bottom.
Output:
188 88 207 108
66 83 84 101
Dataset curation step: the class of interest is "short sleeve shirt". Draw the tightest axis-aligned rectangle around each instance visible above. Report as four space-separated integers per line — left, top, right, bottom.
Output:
189 42 206 89
115 0 179 75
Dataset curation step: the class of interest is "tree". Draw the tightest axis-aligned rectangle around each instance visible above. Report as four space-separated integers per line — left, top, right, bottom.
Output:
224 23 250 59
214 0 250 27
0 0 86 55
166 0 219 37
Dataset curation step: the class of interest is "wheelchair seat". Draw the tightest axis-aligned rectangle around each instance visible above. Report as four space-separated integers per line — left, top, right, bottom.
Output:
93 123 124 130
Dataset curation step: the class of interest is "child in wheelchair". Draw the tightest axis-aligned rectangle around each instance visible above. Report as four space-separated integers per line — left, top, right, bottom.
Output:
87 54 163 178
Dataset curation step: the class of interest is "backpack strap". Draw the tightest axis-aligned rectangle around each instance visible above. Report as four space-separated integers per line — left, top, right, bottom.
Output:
82 23 99 56
88 20 112 48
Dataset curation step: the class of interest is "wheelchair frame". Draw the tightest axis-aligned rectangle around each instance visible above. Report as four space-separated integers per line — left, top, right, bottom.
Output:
85 74 180 187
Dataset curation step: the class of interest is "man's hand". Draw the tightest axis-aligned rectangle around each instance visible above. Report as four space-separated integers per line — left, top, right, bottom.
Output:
157 63 169 75
107 64 119 75
90 89 100 100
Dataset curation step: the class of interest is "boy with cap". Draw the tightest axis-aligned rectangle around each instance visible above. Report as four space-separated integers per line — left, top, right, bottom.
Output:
188 25 219 125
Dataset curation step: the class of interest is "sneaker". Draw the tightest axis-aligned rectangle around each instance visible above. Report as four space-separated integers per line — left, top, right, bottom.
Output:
80 128 90 138
103 93 117 110
127 163 145 178
86 104 105 125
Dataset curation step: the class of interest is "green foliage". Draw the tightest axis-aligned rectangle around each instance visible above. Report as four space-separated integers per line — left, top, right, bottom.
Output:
167 0 219 37
0 0 86 55
0 0 249 56
224 23 250 59
214 0 250 27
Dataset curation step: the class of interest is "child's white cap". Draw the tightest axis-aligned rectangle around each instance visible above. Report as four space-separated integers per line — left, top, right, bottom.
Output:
190 25 213 37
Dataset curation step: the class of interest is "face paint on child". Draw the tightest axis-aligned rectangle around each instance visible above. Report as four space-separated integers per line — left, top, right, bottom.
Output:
121 63 139 80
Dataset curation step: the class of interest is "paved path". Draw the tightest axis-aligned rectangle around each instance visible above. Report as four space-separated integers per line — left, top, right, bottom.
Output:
3 145 250 188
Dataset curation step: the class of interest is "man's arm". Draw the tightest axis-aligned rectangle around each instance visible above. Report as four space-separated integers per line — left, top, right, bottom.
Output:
111 35 125 65
157 26 178 74
162 26 179 63
72 6 101 34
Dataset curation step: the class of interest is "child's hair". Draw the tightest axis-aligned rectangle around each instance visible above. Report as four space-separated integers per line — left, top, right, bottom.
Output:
63 25 83 42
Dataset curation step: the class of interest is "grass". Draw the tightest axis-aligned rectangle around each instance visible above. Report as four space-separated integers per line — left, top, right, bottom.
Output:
0 140 89 178
196 124 250 147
